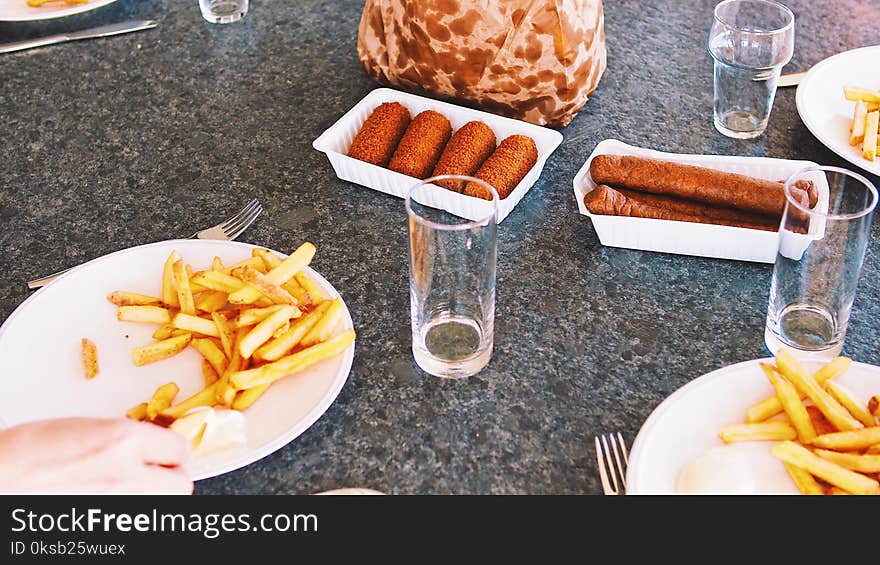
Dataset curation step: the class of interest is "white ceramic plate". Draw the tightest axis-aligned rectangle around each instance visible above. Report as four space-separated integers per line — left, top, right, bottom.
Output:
0 240 355 481
0 0 118 21
796 45 880 177
626 358 880 494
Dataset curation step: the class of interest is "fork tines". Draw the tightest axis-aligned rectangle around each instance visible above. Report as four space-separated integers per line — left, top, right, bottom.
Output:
595 432 629 495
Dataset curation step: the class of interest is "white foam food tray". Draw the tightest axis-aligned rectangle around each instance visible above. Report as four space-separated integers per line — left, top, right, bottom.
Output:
573 139 827 263
313 88 564 224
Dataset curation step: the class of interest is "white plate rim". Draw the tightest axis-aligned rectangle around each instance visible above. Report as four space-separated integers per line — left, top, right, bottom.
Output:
795 44 880 177
0 0 119 22
0 239 356 482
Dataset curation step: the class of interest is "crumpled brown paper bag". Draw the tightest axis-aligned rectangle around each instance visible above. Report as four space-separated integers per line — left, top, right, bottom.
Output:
357 0 606 127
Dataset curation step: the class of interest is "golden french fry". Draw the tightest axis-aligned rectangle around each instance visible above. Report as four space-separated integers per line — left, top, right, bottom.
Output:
220 256 265 275
272 320 290 339
718 421 797 444
232 328 355 390
157 383 219 422
235 305 285 328
300 298 344 347
254 301 332 361
745 356 851 422
152 324 175 340
844 85 880 103
869 395 879 420
239 305 298 359
812 427 880 450
215 328 248 407
782 462 824 495
212 256 224 271
117 305 171 324
190 337 228 376
126 402 148 421
81 338 99 379
863 110 879 161
771 440 880 495
162 251 181 308
202 359 219 386
227 242 316 304
172 260 196 315
232 384 270 410
107 291 162 306
294 271 324 304
231 265 297 305
814 449 880 474
186 264 207 294
253 248 281 271
761 363 815 444
191 270 248 294
211 311 236 358
131 333 191 366
825 380 876 428
146 382 179 421
806 406 838 436
194 290 229 313
775 350 863 431
171 312 220 337
850 100 868 146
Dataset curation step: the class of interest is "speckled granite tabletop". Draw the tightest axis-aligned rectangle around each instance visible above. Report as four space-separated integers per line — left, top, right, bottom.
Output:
0 1 877 494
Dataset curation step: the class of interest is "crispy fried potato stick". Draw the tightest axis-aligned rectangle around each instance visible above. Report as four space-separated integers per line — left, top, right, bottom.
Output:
81 338 99 379
760 363 815 443
782 462 824 495
255 300 332 361
107 291 162 306
131 333 191 366
719 421 797 443
746 356 851 422
814 449 880 474
775 350 863 431
147 382 179 421
771 441 880 495
117 305 171 325
812 427 880 450
825 380 876 428
227 242 316 304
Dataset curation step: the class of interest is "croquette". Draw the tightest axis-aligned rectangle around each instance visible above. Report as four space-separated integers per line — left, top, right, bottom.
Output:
464 135 538 200
388 110 452 179
347 102 412 167
431 121 496 193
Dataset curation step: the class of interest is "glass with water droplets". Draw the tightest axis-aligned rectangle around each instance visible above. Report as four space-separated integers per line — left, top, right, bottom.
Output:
407 175 498 379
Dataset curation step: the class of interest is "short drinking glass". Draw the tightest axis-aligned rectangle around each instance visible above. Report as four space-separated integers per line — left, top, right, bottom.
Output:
708 0 794 139
407 176 498 379
765 166 878 362
200 0 248 24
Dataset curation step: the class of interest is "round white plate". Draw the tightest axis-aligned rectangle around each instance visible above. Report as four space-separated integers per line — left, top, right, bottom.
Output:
0 0 118 21
0 240 355 481
626 358 880 494
796 45 880 177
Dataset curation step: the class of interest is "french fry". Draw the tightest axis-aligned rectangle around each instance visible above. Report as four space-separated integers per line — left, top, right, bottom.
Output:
215 328 248 407
254 300 332 361
81 338 99 379
863 110 879 161
191 337 228 376
718 421 796 443
211 311 235 358
146 382 179 421
212 256 224 271
812 427 880 450
850 100 868 145
107 291 162 306
253 248 281 271
152 324 175 340
126 402 148 421
227 242 316 305
235 305 285 328
806 406 837 436
157 382 220 423
272 320 290 339
866 444 880 455
172 260 196 315
826 486 852 495
294 271 324 303
190 270 248 294
761 363 815 444
869 395 879 419
782 462 824 495
774 349 863 431
300 298 344 347
171 312 220 337
131 333 191 366
239 305 298 359
745 356 851 422
770 440 880 495
231 328 355 390
220 256 265 275
843 85 880 103
232 384 270 410
162 251 181 308
825 380 876 428
230 265 298 305
283 280 311 305
194 290 228 313
186 264 207 294
202 359 219 386
814 449 880 474
117 305 171 325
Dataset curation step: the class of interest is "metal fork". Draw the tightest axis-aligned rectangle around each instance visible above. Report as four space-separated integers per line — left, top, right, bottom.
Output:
26 199 263 289
595 432 629 495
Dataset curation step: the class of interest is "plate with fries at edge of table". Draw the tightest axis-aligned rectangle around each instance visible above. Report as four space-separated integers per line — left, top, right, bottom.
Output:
0 0 119 22
0 239 356 481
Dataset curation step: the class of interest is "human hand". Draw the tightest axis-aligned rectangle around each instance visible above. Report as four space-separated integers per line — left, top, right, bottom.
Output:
0 417 192 494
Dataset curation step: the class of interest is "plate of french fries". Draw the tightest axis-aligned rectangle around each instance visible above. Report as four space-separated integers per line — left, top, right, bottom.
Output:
627 352 880 495
0 239 356 480
796 45 880 176
1 0 116 21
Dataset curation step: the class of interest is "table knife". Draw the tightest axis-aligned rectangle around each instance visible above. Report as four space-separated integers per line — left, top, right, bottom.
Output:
0 19 157 54
778 71 807 88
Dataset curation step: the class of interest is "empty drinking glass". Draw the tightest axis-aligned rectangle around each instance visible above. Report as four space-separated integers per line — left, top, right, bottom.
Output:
765 166 878 362
200 0 248 24
708 0 794 139
407 176 498 379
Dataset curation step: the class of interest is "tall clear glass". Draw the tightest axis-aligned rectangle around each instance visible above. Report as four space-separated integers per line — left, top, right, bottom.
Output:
708 0 794 139
200 0 248 24
765 166 878 362
406 175 498 379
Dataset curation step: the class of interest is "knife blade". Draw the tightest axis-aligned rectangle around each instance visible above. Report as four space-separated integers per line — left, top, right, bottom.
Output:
0 19 157 54
778 71 807 88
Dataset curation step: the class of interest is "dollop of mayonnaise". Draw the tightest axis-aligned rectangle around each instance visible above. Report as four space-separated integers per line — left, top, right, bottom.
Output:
170 407 247 456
